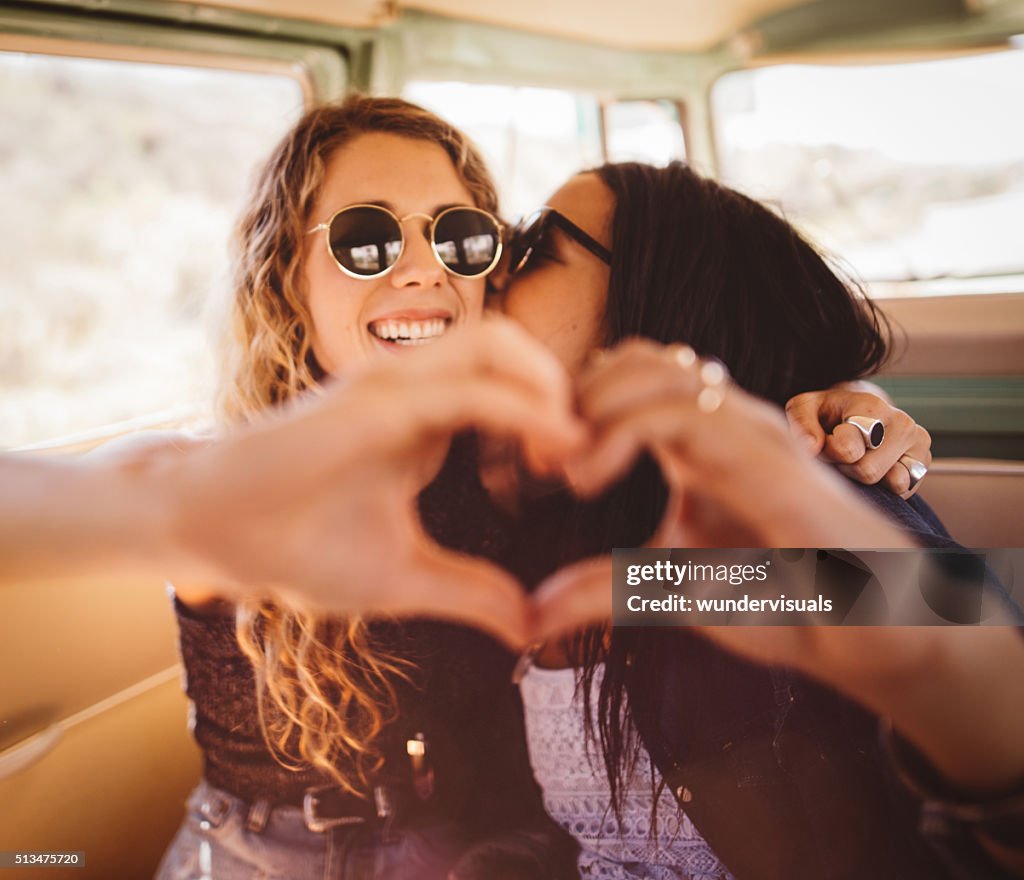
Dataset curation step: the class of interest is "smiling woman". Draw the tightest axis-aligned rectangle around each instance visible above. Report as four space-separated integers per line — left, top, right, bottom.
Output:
4 4 1024 880
158 95 579 880
300 134 490 369
146 91 936 880
216 97 501 418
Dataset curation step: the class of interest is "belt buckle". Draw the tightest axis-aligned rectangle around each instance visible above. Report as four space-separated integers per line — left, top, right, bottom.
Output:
302 785 366 833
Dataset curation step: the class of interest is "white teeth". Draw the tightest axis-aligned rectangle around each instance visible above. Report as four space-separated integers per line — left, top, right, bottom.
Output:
369 317 449 344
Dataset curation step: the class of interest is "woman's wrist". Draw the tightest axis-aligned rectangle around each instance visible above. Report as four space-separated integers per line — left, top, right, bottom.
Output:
97 450 181 578
746 455 912 549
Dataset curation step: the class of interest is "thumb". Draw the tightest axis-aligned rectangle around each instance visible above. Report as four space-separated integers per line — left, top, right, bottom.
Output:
784 391 827 456
532 555 614 643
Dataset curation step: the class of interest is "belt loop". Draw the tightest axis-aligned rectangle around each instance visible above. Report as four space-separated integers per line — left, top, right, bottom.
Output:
245 798 272 834
199 790 233 829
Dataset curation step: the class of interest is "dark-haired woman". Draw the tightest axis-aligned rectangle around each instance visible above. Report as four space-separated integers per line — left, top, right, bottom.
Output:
488 162 1024 880
148 94 936 880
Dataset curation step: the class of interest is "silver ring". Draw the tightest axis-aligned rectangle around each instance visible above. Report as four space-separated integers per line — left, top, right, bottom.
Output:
672 344 698 369
671 346 728 414
843 415 885 449
898 454 928 496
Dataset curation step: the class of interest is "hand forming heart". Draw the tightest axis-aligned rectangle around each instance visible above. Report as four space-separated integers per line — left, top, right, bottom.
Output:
389 334 844 650
523 338 817 646
167 317 583 648
496 338 910 648
190 322 912 651
208 328 765 650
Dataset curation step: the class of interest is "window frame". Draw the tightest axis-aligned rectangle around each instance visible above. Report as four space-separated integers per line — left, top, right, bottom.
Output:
704 46 1024 459
705 44 1024 292
598 96 689 165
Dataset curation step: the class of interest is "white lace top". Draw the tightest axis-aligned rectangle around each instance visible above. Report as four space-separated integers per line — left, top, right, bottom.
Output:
518 663 733 880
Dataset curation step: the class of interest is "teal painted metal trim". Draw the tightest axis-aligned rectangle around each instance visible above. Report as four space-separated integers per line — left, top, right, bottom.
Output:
749 0 970 53
11 0 1024 95
746 0 1024 56
5 0 376 47
369 9 718 95
929 434 1024 460
0 4 347 100
7 1 1023 172
876 377 1024 459
877 377 1024 434
7 1 724 95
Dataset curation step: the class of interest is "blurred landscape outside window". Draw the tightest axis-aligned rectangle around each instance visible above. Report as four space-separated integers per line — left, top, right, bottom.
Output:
604 99 686 165
403 81 604 219
0 51 305 448
712 49 1024 297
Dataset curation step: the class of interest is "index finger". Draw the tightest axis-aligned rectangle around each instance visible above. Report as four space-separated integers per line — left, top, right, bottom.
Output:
389 545 534 649
532 555 615 643
441 315 575 411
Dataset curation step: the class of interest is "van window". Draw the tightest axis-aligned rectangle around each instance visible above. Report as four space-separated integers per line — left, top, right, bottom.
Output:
712 49 1024 296
403 81 604 218
0 50 305 448
604 99 686 165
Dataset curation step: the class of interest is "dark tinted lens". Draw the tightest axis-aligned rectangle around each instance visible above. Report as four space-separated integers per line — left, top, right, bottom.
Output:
507 209 548 274
433 209 501 277
328 206 403 276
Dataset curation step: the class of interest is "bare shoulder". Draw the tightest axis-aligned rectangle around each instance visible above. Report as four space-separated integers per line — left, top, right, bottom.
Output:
169 582 235 615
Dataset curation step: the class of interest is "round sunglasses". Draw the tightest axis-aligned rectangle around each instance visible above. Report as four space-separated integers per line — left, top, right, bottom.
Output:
307 204 504 280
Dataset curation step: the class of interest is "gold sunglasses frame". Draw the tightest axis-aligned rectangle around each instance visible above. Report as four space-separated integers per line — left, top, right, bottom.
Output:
306 203 504 280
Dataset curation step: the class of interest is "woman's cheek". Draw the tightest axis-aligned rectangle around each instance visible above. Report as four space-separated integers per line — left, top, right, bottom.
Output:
464 279 489 319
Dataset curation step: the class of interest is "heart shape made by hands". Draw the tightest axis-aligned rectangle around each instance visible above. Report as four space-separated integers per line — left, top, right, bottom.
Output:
426 339 796 648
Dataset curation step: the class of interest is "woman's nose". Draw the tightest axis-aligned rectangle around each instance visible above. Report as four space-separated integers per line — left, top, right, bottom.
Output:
388 220 445 289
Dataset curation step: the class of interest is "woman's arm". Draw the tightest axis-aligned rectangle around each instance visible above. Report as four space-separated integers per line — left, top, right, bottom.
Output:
0 452 171 584
2 318 585 647
533 338 1024 875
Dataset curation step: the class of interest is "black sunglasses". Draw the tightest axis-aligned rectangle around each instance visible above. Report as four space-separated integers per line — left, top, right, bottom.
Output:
506 207 612 275
307 204 504 279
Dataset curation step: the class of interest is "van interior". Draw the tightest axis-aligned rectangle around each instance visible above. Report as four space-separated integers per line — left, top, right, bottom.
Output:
1 0 1022 876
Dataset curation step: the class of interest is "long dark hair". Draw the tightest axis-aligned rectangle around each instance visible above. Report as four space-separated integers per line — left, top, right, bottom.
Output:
544 161 891 817
600 161 889 405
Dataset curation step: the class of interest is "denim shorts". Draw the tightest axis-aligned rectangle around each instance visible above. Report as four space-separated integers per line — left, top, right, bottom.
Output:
154 780 468 880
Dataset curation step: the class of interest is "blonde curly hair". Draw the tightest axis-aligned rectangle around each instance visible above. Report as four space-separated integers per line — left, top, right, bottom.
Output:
219 95 501 796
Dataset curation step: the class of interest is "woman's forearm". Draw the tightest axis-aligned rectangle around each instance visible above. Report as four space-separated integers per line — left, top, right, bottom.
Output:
0 454 171 584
